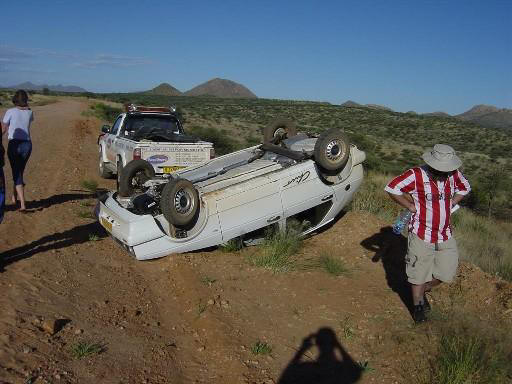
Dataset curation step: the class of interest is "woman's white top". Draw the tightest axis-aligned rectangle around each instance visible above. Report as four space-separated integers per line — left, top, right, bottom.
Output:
2 107 34 141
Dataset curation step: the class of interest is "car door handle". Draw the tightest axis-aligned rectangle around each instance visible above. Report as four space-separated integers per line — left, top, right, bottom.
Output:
267 215 281 223
321 194 333 201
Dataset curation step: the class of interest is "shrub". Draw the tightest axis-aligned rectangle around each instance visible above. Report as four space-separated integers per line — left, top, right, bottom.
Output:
427 310 512 384
248 225 303 272
71 341 104 359
187 125 240 156
320 254 350 276
89 103 122 122
80 179 98 193
251 341 272 355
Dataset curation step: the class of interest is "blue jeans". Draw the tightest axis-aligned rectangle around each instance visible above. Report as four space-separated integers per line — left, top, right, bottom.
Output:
0 168 5 224
7 140 32 186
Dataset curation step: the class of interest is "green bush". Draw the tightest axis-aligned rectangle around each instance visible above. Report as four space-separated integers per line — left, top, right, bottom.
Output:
187 125 240 156
89 103 122 122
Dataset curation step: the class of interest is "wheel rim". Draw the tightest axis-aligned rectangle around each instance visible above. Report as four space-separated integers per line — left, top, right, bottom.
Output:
273 127 286 139
325 139 345 163
131 171 148 192
174 188 194 215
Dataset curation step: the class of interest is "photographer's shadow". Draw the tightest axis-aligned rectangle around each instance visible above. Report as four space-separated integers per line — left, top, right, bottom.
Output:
278 327 362 384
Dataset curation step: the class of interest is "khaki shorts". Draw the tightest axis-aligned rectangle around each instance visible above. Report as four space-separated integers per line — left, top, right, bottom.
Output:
405 232 459 285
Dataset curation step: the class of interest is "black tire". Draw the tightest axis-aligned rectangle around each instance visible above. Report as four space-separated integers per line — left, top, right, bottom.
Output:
314 129 351 172
263 118 297 144
98 148 113 179
118 159 155 197
160 178 199 228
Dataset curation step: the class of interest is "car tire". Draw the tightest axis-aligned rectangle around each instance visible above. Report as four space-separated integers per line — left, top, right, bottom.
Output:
263 118 297 144
118 159 155 197
98 149 113 179
314 129 351 172
160 178 200 228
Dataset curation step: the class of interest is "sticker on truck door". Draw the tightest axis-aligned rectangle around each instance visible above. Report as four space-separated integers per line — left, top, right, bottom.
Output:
147 155 169 164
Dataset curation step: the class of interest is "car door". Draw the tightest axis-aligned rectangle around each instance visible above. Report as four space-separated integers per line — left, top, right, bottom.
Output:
280 161 335 219
216 174 283 241
106 116 124 163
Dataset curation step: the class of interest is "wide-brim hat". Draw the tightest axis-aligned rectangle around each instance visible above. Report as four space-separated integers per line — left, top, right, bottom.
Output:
422 144 462 172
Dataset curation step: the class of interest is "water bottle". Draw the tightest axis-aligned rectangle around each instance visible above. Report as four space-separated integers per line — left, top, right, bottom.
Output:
392 210 412 235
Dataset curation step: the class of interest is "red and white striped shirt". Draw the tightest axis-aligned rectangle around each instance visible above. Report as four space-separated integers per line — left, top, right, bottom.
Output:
385 166 471 243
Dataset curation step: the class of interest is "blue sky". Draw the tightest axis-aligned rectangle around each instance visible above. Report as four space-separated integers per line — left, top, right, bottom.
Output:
1 0 510 114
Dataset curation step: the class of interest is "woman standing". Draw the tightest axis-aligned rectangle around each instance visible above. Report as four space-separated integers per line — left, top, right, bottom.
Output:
1 90 34 212
0 101 4 222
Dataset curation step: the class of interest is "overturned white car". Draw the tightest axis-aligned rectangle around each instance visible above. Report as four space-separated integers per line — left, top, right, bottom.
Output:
97 120 366 260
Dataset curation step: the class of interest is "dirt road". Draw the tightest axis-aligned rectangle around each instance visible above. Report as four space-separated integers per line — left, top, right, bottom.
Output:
0 98 510 384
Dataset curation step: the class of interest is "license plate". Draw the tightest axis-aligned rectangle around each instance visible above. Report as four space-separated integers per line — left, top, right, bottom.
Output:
162 166 184 173
100 217 112 233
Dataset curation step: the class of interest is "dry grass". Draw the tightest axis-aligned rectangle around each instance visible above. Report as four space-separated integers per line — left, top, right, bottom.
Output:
350 171 401 222
453 209 512 281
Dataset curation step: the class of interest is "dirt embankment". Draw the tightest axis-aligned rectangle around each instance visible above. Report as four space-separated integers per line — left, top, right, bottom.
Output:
0 98 510 384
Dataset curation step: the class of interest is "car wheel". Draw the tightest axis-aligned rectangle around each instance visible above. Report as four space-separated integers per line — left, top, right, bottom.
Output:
118 159 155 197
160 178 199 228
263 118 297 144
98 149 113 179
314 129 351 172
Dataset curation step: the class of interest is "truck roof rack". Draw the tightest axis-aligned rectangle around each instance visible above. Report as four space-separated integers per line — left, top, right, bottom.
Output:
124 104 177 114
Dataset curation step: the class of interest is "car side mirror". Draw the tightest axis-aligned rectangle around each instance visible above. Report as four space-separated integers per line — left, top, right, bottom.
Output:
101 125 111 133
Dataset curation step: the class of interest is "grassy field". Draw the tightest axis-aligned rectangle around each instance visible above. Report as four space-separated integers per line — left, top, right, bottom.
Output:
76 93 511 219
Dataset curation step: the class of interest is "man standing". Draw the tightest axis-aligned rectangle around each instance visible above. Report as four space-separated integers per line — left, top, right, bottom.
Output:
385 144 471 323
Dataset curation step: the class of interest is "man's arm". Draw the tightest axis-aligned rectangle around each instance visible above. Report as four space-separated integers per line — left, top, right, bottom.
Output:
1 122 7 135
452 193 465 206
387 192 416 213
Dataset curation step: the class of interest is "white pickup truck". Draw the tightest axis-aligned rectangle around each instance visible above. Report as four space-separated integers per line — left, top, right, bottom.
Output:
98 104 214 184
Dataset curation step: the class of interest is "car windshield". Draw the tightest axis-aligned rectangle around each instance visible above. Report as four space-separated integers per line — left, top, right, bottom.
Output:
124 115 183 137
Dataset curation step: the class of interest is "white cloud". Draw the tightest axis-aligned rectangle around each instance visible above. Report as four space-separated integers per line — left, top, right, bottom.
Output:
73 54 154 68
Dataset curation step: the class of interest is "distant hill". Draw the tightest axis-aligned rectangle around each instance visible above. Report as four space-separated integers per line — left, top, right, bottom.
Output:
340 100 361 107
6 82 87 93
184 78 257 98
423 111 451 117
366 104 393 112
340 100 393 111
456 104 512 130
146 83 182 96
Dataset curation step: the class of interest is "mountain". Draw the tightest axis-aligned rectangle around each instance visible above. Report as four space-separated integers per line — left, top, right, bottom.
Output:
340 100 393 111
146 83 182 96
340 100 361 107
6 82 87 93
184 78 257 98
423 111 451 117
366 104 393 112
456 104 512 130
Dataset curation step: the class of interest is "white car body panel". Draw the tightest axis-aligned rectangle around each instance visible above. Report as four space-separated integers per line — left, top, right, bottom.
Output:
98 142 365 260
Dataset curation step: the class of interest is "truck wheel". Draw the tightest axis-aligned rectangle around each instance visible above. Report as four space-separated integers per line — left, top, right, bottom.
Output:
118 159 155 197
263 118 297 144
160 178 199 228
314 129 351 172
98 149 113 179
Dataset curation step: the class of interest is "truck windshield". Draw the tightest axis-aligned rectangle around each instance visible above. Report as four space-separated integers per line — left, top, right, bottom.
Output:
124 115 183 137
